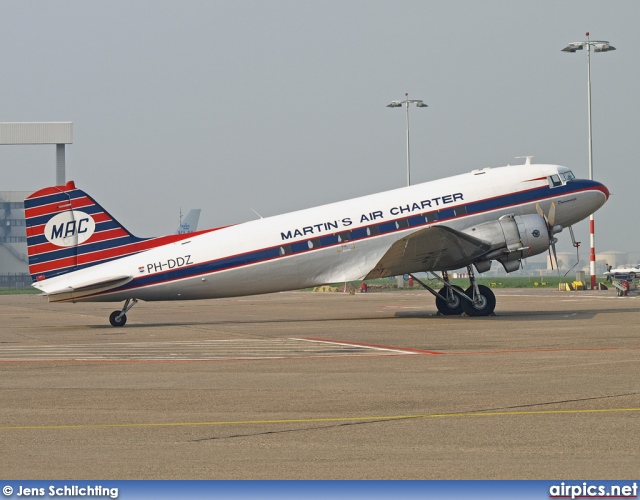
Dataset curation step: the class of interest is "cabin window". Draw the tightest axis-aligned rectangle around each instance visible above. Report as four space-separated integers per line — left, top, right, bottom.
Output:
337 231 350 242
367 226 380 236
426 212 438 223
396 219 409 229
280 245 292 256
454 206 467 216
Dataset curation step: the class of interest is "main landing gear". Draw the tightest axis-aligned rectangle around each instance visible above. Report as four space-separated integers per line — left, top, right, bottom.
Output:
411 266 496 317
109 298 138 327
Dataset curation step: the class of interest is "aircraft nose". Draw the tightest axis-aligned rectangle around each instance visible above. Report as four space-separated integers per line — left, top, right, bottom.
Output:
593 180 610 200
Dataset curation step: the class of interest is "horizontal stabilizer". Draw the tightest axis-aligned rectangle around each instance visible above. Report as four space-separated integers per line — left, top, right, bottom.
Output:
364 226 491 279
43 275 133 302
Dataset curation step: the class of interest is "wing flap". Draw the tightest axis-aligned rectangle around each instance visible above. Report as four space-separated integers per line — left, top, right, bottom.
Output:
364 226 491 279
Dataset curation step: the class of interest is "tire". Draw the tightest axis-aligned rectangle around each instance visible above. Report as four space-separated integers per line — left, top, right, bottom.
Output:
435 285 464 315
109 311 127 327
461 285 496 317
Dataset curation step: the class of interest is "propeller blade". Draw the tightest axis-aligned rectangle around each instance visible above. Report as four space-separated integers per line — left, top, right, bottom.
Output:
548 202 556 228
551 239 559 273
539 202 560 272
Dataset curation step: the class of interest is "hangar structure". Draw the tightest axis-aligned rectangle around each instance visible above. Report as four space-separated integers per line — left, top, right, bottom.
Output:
0 122 73 287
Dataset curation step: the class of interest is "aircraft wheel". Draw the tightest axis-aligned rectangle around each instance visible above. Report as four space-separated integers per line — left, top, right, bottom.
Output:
435 285 464 315
109 311 127 327
462 285 496 317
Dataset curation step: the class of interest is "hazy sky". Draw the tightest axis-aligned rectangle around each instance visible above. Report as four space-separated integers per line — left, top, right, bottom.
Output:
1 1 638 262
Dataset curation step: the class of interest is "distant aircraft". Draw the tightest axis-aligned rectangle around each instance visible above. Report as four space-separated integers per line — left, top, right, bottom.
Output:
24 159 608 326
176 209 201 234
604 264 639 296
604 264 640 281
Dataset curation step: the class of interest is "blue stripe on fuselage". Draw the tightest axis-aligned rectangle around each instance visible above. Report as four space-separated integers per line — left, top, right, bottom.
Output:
54 180 604 296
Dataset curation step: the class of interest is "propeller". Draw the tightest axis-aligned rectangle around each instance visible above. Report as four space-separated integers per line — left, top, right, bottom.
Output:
536 202 563 271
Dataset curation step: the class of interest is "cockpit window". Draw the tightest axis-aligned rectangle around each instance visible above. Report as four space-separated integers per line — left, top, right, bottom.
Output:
548 170 575 188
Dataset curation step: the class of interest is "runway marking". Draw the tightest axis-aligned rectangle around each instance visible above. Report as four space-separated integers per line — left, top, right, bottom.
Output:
0 338 421 362
2 338 637 361
2 407 638 431
302 337 444 355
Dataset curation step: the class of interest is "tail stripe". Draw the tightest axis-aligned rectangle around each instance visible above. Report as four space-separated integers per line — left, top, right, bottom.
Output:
27 204 111 228
25 195 96 220
27 227 131 253
29 256 78 277
25 181 222 281
25 182 151 280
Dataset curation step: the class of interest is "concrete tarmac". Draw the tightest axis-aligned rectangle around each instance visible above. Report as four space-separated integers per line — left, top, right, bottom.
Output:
0 288 638 479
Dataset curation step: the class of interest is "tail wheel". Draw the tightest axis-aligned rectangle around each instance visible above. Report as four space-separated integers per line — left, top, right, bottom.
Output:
462 285 496 317
109 311 127 327
435 285 464 315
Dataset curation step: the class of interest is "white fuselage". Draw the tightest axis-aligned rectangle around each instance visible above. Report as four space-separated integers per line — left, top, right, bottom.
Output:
34 164 608 303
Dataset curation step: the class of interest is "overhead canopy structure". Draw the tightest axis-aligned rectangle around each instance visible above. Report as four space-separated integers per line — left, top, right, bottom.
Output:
0 122 73 185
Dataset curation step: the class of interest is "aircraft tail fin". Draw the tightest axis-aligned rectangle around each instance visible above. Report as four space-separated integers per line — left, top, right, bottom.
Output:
25 181 150 282
176 209 201 234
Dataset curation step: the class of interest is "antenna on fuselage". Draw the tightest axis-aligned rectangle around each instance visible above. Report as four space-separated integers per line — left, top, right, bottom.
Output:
515 156 534 166
516 156 533 165
250 207 263 219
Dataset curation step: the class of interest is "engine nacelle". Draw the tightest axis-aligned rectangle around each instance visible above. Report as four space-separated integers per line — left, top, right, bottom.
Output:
462 214 551 273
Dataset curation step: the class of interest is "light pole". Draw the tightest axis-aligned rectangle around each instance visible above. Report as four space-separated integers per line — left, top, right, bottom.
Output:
562 32 616 290
387 93 427 186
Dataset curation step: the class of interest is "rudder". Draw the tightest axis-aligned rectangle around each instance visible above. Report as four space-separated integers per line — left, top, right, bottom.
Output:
25 181 149 282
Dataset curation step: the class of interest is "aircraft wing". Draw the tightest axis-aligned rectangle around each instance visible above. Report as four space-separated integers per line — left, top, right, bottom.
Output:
364 225 492 279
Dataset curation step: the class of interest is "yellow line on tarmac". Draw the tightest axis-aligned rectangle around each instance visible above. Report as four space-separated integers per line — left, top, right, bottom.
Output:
2 407 639 431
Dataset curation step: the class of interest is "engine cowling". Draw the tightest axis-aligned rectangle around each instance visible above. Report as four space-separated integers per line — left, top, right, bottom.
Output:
462 214 551 273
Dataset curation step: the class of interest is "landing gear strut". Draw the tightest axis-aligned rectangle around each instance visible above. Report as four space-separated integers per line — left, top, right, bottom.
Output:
410 266 496 317
109 298 138 327
461 265 496 317
434 271 464 315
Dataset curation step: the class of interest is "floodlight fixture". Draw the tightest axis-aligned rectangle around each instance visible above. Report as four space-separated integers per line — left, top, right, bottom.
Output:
561 32 616 290
386 93 428 186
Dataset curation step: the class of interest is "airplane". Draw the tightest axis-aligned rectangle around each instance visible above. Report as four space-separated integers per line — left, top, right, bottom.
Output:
604 264 639 296
604 264 640 281
176 208 201 234
24 158 609 326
